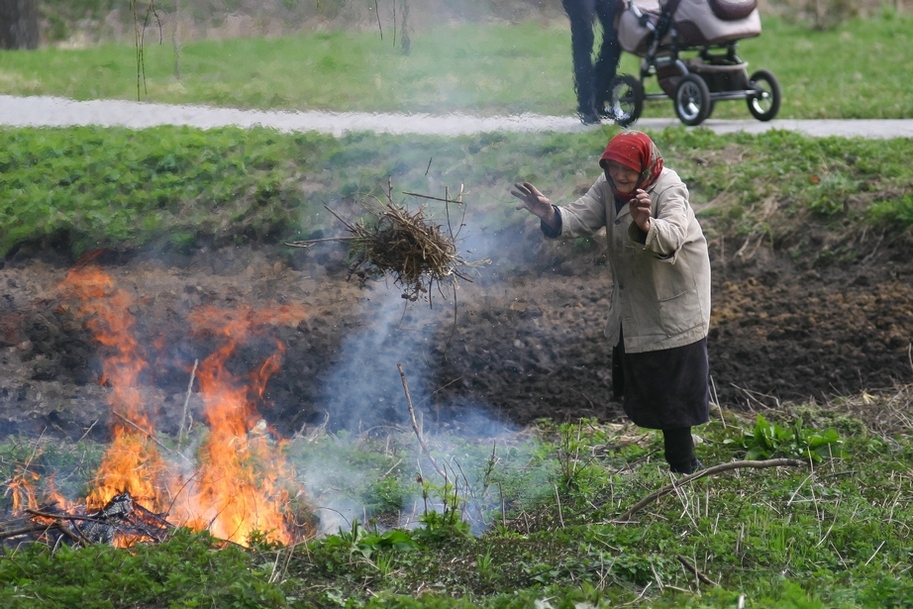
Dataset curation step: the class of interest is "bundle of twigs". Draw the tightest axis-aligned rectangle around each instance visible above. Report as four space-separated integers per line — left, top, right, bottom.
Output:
287 185 482 302
341 202 470 301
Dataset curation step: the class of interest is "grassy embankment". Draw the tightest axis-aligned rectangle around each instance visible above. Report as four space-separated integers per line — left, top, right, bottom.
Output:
1 12 913 609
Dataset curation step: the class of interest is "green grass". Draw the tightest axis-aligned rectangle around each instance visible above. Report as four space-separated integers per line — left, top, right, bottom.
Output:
3 398 913 608
2 125 911 260
1 14 912 118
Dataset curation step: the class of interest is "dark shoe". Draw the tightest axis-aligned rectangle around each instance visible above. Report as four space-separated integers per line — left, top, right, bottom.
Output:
579 111 601 125
670 458 704 475
669 463 690 474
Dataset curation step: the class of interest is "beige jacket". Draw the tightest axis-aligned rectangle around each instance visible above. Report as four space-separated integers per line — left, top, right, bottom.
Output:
553 167 711 353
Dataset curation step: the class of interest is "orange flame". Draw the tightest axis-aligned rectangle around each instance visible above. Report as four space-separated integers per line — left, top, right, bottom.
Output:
8 470 39 513
9 468 69 516
43 260 308 546
58 264 164 510
173 305 304 544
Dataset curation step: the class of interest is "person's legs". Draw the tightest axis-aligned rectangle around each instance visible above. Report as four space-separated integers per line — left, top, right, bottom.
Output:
662 427 702 474
562 0 599 122
593 0 621 112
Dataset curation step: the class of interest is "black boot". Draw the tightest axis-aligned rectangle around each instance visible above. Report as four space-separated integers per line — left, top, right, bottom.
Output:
663 427 701 474
670 457 704 475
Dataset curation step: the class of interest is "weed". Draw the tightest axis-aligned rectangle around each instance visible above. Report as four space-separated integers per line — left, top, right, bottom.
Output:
728 414 843 461
869 194 913 229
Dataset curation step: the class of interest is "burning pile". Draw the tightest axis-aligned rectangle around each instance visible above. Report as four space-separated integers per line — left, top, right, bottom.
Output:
287 188 481 302
2 492 171 549
2 258 311 549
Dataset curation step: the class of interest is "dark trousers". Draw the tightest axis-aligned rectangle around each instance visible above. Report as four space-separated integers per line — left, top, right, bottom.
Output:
562 0 621 116
614 345 697 472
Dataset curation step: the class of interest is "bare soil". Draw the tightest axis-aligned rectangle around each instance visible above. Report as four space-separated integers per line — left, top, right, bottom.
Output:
2 220 912 443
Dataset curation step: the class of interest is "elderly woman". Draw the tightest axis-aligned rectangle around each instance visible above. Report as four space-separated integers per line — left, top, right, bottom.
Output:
510 130 711 474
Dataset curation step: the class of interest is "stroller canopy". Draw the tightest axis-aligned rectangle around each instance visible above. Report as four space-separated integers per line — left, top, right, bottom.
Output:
618 0 762 56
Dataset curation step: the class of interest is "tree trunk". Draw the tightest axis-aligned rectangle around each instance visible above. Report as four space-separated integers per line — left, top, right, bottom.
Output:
400 0 410 56
0 0 39 50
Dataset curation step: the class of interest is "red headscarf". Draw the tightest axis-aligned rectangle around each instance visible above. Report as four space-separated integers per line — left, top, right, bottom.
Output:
598 131 664 202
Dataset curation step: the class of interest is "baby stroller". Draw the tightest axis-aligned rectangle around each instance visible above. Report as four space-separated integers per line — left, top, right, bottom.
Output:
604 0 781 126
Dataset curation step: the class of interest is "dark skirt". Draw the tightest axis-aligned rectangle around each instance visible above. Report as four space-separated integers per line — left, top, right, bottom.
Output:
612 332 710 430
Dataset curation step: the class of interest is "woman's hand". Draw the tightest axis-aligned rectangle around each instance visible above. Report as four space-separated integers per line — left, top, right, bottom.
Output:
629 189 653 233
510 182 558 227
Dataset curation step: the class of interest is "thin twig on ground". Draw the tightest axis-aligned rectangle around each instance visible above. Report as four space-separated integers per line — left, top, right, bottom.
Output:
616 458 804 522
676 554 719 586
398 363 445 480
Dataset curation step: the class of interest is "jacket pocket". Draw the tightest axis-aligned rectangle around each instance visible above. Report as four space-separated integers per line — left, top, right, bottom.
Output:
652 258 703 336
657 289 703 336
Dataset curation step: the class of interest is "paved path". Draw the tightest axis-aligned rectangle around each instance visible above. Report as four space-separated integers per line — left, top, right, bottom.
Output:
3 94 912 138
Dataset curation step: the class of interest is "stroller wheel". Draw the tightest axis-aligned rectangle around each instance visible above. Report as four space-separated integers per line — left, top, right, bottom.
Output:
673 74 712 126
747 69 781 122
604 74 644 127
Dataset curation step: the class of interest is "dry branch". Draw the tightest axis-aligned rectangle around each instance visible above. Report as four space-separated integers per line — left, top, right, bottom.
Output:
398 363 445 480
676 554 718 586
617 458 804 522
287 193 484 302
343 203 465 301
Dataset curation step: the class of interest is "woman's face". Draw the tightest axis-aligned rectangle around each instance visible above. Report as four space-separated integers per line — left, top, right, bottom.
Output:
605 161 640 194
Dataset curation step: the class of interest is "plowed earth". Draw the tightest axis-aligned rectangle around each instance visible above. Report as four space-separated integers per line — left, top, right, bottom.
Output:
1 218 912 443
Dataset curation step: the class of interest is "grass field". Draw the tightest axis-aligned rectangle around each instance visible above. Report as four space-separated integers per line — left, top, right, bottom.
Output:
2 10 913 609
1 13 911 119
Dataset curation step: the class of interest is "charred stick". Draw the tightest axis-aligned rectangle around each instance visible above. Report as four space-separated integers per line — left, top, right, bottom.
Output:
56 520 91 546
25 508 92 521
0 521 62 539
22 510 95 545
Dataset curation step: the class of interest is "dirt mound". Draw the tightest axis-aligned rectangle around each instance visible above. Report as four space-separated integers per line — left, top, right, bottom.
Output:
1 226 912 443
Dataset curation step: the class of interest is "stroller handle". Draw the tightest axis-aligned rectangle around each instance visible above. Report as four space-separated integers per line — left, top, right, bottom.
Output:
629 3 656 31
